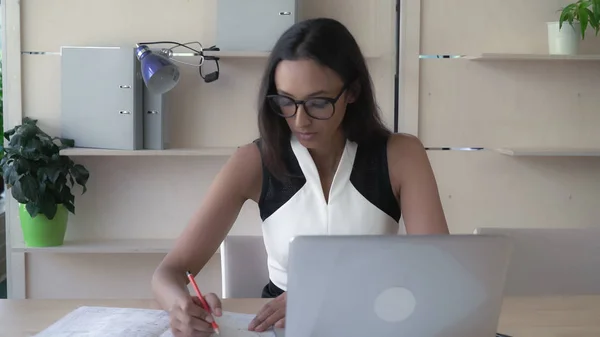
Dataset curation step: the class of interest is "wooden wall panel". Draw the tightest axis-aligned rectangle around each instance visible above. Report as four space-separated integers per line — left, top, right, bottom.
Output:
37 156 262 242
419 59 600 148
429 151 600 234
420 0 600 237
26 254 222 299
14 0 398 298
20 0 397 146
21 0 217 51
421 0 600 55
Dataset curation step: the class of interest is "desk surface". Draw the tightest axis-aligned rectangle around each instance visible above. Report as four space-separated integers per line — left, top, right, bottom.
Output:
2 296 600 337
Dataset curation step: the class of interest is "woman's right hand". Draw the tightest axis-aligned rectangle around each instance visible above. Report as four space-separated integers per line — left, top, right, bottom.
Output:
169 293 222 337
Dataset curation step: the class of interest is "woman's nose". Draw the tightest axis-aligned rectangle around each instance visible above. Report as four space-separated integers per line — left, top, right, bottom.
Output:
294 105 311 128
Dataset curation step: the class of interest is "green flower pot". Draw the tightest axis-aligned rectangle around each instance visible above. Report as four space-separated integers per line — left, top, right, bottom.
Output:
19 204 68 247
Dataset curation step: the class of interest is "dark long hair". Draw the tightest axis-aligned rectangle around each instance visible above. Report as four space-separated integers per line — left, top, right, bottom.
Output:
257 18 392 179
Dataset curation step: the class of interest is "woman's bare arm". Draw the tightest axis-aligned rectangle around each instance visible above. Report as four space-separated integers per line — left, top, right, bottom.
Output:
388 134 449 235
151 143 263 310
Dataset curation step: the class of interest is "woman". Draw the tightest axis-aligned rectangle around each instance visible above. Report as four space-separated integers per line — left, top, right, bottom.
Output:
152 17 449 337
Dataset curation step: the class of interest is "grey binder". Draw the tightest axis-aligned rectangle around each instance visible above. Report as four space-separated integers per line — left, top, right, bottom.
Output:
217 0 298 52
143 87 169 150
61 46 143 150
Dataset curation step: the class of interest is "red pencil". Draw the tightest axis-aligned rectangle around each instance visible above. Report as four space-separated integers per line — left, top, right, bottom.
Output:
186 270 220 335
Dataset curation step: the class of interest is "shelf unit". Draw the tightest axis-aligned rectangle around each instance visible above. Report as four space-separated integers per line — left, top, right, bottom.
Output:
12 239 221 255
495 147 600 157
59 147 237 157
468 53 600 61
23 50 382 59
468 53 600 158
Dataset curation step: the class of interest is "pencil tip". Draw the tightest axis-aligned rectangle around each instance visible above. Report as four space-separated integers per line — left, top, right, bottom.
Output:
215 327 221 335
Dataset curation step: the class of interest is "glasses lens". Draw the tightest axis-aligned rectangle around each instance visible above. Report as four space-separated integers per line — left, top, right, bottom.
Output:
268 96 297 117
305 98 334 119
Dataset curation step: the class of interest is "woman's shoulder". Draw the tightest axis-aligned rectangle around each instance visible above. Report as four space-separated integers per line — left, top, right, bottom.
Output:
355 132 425 160
223 140 263 202
227 140 263 166
386 133 426 157
385 133 430 186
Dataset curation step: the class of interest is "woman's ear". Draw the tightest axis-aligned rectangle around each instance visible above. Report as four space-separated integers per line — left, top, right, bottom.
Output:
346 80 361 104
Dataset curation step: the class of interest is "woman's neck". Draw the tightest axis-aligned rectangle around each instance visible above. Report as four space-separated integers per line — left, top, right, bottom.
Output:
308 130 346 176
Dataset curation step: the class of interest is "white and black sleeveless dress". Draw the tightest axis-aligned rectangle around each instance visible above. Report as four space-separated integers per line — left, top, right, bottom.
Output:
255 135 404 298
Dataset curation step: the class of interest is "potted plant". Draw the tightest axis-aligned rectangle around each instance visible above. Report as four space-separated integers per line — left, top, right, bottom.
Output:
0 117 89 247
548 0 600 55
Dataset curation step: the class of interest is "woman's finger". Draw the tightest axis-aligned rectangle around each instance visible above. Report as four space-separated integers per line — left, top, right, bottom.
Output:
189 297 214 322
170 327 183 337
203 292 223 317
275 317 286 328
253 309 284 332
249 303 275 330
184 297 212 321
189 316 216 333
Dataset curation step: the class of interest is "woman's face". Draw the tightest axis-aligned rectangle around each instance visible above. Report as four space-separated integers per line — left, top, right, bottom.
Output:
272 59 354 149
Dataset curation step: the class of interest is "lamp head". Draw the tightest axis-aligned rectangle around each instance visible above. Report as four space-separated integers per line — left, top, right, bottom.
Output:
135 45 180 94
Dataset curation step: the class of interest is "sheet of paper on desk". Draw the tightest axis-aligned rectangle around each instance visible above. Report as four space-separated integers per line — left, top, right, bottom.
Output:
161 311 277 337
34 306 276 337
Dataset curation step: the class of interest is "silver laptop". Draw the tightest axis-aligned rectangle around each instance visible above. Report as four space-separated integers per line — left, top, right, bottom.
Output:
282 235 514 337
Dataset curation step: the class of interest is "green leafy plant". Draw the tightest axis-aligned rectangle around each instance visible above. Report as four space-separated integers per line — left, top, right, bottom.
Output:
559 0 600 39
0 117 90 219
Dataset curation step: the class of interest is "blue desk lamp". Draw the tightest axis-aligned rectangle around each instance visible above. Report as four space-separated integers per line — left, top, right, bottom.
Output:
135 45 181 95
135 41 221 95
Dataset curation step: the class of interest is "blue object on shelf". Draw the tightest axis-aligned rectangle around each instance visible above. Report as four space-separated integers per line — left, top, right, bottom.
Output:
135 45 180 95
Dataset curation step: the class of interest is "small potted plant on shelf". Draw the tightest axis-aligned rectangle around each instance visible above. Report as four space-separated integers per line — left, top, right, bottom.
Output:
548 0 600 55
0 117 90 247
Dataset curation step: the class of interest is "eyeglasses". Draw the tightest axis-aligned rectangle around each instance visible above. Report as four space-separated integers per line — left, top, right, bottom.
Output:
266 84 348 120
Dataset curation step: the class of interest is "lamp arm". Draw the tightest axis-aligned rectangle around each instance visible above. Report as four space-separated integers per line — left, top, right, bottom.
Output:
136 41 206 55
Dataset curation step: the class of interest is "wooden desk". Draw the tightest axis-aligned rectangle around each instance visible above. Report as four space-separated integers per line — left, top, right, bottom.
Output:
1 296 599 337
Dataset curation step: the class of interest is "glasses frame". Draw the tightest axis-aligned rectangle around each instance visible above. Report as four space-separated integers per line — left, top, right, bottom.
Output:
266 84 349 120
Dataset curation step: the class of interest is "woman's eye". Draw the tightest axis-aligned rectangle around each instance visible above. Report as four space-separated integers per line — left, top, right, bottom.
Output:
306 99 329 109
275 97 295 106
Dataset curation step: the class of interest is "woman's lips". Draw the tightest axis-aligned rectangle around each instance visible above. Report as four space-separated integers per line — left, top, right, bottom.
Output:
296 132 317 141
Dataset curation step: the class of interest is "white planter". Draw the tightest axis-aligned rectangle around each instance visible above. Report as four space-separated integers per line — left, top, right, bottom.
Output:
547 21 581 55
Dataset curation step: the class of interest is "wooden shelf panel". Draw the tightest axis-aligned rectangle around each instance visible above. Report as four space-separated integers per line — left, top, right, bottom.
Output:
171 51 270 58
60 147 237 157
202 51 269 58
11 239 180 254
24 50 382 59
11 239 222 255
495 148 600 157
468 53 600 61
200 50 381 58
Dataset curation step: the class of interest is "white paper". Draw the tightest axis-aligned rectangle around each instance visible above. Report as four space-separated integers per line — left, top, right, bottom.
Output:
212 311 277 337
34 306 276 337
34 306 171 337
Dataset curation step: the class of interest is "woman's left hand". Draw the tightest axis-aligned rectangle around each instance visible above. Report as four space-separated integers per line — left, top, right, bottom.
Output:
248 292 287 332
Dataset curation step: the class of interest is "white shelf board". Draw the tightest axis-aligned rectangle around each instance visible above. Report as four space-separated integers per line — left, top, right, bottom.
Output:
11 239 177 253
60 147 237 157
495 147 600 157
202 50 270 58
11 239 223 254
468 53 600 61
177 50 381 59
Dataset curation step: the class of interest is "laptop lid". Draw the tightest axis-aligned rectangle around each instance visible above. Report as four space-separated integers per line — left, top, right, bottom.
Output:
284 235 513 337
